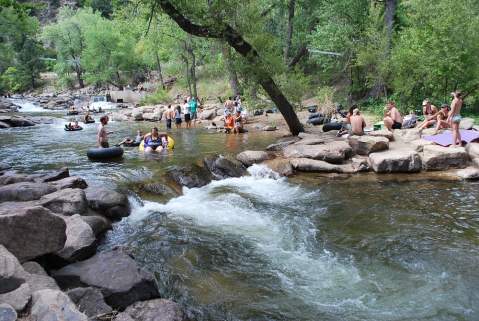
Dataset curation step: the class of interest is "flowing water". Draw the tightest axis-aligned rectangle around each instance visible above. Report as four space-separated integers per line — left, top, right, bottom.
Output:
2 100 479 320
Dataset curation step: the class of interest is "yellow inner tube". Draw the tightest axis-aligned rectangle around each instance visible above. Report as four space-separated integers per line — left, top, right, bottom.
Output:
139 136 175 151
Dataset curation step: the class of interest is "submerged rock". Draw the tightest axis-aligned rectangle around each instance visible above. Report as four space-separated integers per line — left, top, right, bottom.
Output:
117 299 185 321
203 155 246 179
0 205 66 262
236 150 270 166
368 149 422 173
31 289 88 321
53 249 160 310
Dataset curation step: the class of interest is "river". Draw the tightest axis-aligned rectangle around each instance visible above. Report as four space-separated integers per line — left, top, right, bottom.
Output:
2 99 479 321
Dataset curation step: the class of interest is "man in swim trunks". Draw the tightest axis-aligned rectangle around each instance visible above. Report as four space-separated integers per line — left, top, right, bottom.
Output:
350 108 366 136
447 91 463 147
383 101 403 131
97 115 110 148
165 105 173 130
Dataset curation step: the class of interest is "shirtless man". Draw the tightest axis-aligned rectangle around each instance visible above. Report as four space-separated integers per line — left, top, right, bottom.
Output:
97 115 110 148
350 108 366 136
433 104 450 133
383 101 403 131
418 99 438 129
447 91 463 147
165 105 173 130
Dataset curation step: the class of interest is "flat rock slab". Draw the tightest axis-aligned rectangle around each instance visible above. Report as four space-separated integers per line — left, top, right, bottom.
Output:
53 249 159 310
393 128 421 142
51 176 88 190
0 205 66 262
31 289 88 321
119 299 185 321
289 158 353 173
348 136 389 155
85 187 130 220
422 145 468 171
236 151 270 166
0 182 56 202
466 142 479 159
367 130 394 141
456 167 479 180
0 172 34 186
368 149 422 173
0 304 17 321
283 141 352 164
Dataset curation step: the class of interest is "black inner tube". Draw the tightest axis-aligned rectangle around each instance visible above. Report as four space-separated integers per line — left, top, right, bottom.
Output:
322 122 343 132
87 147 124 160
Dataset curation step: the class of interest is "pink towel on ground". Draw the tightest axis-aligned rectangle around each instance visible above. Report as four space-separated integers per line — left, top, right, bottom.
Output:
423 129 479 147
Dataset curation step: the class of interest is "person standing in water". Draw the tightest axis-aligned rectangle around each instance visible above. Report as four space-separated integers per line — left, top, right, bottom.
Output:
183 99 191 128
97 115 110 148
448 91 463 147
174 105 182 129
165 105 173 130
189 97 198 127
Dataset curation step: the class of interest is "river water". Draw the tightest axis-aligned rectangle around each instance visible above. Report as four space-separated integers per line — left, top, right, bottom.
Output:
2 100 479 321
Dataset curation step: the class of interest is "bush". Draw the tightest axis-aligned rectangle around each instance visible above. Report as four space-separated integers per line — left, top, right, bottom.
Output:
141 88 171 105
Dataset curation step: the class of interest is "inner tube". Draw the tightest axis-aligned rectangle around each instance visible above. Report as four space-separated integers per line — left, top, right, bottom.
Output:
84 119 95 124
67 111 79 115
64 126 83 131
123 141 140 147
307 117 325 126
87 147 124 160
322 122 343 132
139 136 175 151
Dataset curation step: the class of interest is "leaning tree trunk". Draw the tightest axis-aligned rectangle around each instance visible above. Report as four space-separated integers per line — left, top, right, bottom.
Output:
155 52 165 89
222 43 241 96
156 0 303 135
283 0 295 64
181 54 192 96
189 45 198 97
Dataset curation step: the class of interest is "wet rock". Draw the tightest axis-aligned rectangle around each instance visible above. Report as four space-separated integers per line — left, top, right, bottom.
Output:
262 158 293 176
56 215 97 262
456 167 479 180
0 245 26 294
80 215 112 237
0 116 35 128
136 182 178 198
166 165 212 189
39 188 88 216
0 172 34 186
348 136 389 155
0 182 56 202
51 176 88 190
236 151 270 166
290 158 347 173
422 145 468 171
67 287 112 319
459 117 474 130
31 289 88 321
466 142 479 159
283 141 352 164
0 205 66 262
0 121 10 128
53 249 160 310
85 186 130 220
0 163 11 172
37 167 69 183
22 262 59 292
265 139 297 152
0 283 30 312
132 108 143 121
262 125 277 131
203 155 246 179
119 299 185 321
368 149 422 173
351 156 370 172
0 304 17 321
367 129 394 141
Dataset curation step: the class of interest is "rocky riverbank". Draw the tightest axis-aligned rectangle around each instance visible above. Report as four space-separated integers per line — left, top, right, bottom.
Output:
234 127 479 181
0 165 188 321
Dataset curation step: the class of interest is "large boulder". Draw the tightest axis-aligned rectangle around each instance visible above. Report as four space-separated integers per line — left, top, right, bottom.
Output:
166 165 212 189
261 158 293 176
348 136 389 155
67 287 112 319
203 155 246 179
459 117 474 130
22 262 59 292
283 141 352 164
117 299 185 321
422 145 468 171
0 116 35 127
80 215 112 237
0 182 55 202
52 249 160 310
0 205 66 262
0 172 34 186
0 304 16 321
368 149 422 173
0 283 30 312
236 151 270 166
31 289 88 321
39 188 88 216
132 108 143 121
466 142 479 159
85 187 130 220
0 245 26 294
37 167 70 183
56 215 97 262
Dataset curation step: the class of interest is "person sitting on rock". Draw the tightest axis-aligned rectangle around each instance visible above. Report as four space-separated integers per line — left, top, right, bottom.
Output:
417 99 438 129
434 104 451 133
337 106 355 136
350 108 366 136
383 101 403 131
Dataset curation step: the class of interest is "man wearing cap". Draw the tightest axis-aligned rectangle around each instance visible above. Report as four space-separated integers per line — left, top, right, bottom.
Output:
418 99 438 130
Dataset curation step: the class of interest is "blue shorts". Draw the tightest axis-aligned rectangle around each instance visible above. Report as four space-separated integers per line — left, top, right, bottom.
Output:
452 115 462 123
190 111 197 120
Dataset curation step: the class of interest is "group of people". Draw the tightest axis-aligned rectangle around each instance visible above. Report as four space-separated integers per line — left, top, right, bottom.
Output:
223 95 245 134
337 105 367 136
163 96 200 130
382 91 464 146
